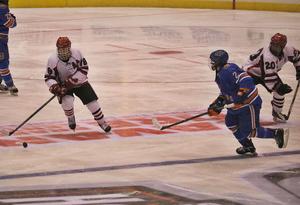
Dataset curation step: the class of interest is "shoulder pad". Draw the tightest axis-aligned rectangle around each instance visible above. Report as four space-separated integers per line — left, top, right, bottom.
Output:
284 45 296 54
249 48 263 61
70 48 83 60
47 53 59 68
223 64 230 69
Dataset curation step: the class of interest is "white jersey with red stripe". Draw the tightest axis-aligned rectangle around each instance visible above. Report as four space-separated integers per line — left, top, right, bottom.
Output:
45 48 89 88
242 45 300 91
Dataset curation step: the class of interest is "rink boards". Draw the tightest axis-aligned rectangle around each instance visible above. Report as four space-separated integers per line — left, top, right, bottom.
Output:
10 0 300 12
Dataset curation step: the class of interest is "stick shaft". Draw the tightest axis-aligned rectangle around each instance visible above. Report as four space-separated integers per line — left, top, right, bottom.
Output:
287 81 299 120
9 95 56 136
160 111 208 130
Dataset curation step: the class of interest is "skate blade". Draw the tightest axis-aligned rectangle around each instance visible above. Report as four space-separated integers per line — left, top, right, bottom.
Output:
9 92 18 96
238 152 258 157
273 117 287 123
0 90 9 93
282 128 289 148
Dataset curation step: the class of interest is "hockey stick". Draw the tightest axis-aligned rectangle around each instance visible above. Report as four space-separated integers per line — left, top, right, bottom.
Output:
152 111 208 130
286 81 299 120
152 104 234 130
8 95 56 136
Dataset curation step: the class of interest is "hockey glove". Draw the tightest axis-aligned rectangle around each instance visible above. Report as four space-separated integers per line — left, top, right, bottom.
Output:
10 13 16 20
251 76 264 85
49 84 67 97
274 82 292 96
296 66 300 81
208 96 226 116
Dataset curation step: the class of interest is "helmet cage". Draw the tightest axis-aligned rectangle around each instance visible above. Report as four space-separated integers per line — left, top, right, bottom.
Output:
208 58 217 71
57 47 71 62
56 37 72 62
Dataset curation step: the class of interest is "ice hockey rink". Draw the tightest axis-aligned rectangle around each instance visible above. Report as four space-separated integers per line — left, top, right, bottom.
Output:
0 7 299 205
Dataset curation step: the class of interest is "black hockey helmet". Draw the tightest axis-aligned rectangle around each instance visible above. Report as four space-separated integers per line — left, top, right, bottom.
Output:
0 0 8 5
269 33 287 57
209 50 229 71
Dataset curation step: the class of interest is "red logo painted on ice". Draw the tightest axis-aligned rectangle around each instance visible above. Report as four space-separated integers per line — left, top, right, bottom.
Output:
0 111 274 147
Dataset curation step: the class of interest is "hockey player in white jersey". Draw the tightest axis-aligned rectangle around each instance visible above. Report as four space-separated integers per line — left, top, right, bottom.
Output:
243 33 300 122
44 37 111 132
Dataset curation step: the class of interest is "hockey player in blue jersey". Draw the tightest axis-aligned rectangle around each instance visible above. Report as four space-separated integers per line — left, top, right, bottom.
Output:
0 0 18 95
207 50 289 155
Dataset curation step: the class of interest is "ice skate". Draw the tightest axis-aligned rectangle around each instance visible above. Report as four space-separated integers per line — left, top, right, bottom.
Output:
99 121 111 133
0 83 8 93
274 128 289 148
236 146 257 156
68 116 76 131
272 109 288 123
8 85 18 96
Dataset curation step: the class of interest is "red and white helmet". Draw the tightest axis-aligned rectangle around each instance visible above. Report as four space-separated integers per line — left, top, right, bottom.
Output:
56 37 72 61
269 33 287 57
56 37 71 49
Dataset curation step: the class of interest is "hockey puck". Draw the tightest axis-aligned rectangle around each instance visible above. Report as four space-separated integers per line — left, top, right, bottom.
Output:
22 142 28 148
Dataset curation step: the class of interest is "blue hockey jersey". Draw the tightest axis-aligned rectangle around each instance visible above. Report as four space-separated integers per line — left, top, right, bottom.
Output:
216 63 262 113
0 6 16 37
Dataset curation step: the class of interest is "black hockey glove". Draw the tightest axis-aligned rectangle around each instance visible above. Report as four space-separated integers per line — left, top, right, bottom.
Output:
274 82 293 96
208 95 226 116
251 76 264 85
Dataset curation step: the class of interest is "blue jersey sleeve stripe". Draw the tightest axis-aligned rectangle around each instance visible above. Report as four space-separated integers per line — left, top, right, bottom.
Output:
236 72 251 84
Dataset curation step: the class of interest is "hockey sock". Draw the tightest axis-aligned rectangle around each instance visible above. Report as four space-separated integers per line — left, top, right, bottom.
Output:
86 100 105 125
271 92 285 113
61 95 75 118
64 108 74 118
0 68 14 87
256 127 275 138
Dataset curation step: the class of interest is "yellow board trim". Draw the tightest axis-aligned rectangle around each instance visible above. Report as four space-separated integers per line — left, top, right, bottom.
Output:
10 0 300 12
10 0 232 9
237 2 300 12
11 0 66 8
